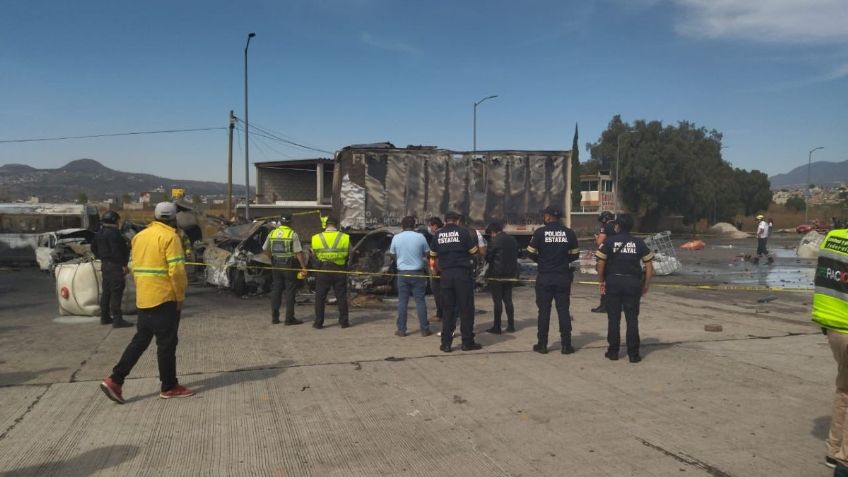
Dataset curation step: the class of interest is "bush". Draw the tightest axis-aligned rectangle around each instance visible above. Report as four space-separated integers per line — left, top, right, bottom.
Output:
785 196 806 212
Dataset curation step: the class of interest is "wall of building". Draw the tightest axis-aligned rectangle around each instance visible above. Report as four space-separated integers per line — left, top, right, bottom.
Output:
257 168 333 204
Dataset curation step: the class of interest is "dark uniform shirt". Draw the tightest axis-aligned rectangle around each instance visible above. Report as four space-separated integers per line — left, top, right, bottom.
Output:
595 233 654 277
92 225 130 266
430 223 478 270
486 232 519 278
599 222 616 237
526 222 579 274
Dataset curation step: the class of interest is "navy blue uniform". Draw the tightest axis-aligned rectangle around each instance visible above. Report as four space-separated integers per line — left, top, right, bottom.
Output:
596 233 654 358
526 222 579 347
430 224 479 347
92 225 130 324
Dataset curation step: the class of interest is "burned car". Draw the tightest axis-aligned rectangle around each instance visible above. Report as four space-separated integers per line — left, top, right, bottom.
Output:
203 221 274 296
35 228 95 272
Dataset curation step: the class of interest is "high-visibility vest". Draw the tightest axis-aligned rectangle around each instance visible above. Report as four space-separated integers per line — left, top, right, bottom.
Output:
812 229 848 332
268 226 295 262
311 230 350 266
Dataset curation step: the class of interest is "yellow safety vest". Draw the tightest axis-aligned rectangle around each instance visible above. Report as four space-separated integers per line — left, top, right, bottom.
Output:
269 226 295 262
812 229 848 332
311 230 350 266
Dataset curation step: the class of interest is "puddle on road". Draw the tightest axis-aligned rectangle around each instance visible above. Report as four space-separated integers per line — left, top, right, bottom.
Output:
682 256 815 289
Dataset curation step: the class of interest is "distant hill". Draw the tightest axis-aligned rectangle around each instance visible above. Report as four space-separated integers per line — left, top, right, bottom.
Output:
0 159 250 202
769 160 848 188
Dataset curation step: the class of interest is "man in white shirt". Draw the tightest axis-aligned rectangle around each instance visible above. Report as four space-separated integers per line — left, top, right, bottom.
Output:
756 214 769 258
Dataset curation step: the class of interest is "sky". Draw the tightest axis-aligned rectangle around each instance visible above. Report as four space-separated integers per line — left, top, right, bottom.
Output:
1 0 846 186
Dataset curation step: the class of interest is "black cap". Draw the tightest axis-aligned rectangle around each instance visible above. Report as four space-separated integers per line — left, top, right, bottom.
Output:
542 206 562 218
279 213 293 224
444 211 461 221
325 217 339 226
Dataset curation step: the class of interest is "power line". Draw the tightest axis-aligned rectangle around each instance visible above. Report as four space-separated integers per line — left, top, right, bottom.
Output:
234 119 333 155
0 127 227 144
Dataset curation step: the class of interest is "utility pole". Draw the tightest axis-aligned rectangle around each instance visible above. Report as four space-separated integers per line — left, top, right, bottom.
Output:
472 95 498 155
244 32 256 221
806 146 824 223
226 110 235 219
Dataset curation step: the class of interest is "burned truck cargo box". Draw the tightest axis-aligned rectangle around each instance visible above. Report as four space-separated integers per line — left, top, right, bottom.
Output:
331 144 572 231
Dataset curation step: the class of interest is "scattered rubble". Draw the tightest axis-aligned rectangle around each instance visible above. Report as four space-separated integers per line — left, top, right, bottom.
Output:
796 231 824 259
709 222 749 239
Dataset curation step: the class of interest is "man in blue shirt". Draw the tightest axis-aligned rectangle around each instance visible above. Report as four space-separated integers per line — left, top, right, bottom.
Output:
389 216 431 337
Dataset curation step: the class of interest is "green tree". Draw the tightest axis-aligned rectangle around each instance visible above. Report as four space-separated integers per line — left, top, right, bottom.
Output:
76 192 88 204
785 196 806 212
191 194 203 206
586 116 771 229
570 123 581 210
121 193 132 205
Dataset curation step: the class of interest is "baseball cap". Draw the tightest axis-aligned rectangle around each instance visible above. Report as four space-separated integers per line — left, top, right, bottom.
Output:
154 202 177 220
279 213 293 224
542 206 562 218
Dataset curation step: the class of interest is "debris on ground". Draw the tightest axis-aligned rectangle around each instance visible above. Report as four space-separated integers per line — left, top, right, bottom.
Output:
757 294 778 303
796 231 824 259
680 240 706 251
704 324 723 332
644 231 681 275
351 294 382 307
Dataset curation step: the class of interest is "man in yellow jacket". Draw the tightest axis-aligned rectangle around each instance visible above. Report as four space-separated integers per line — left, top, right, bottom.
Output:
813 227 848 471
100 202 194 404
311 217 350 329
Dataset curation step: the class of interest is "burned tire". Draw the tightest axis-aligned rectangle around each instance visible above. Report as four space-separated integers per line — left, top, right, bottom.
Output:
231 270 247 297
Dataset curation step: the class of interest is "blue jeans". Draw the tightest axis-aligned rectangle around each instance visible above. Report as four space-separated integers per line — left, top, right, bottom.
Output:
397 271 429 332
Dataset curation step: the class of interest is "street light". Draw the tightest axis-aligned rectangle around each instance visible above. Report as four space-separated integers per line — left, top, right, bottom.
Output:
806 146 824 223
473 95 498 155
244 32 256 221
614 130 639 215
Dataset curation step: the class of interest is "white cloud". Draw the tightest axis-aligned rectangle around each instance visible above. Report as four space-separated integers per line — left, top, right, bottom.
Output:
360 32 419 54
671 0 848 44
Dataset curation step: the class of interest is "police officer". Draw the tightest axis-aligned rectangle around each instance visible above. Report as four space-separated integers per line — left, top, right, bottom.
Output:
430 211 481 352
263 213 307 325
310 217 350 329
592 210 616 313
91 211 133 328
811 226 848 471
526 206 579 354
595 214 654 363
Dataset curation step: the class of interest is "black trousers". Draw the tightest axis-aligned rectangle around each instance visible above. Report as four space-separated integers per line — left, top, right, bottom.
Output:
111 301 181 391
489 280 514 329
440 267 475 346
605 274 642 358
314 263 349 327
431 275 442 318
270 266 298 322
100 262 125 322
757 237 768 256
535 272 571 346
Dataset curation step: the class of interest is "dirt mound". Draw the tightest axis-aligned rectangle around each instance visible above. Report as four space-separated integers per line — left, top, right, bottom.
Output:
797 231 824 259
709 222 749 239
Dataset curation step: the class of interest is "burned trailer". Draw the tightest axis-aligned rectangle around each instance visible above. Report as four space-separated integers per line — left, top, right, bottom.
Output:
331 143 574 243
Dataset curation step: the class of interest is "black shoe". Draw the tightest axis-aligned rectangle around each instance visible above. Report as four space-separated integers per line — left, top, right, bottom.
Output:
505 324 515 333
562 344 575 355
112 319 134 329
421 329 433 337
313 323 323 329
271 318 281 325
533 343 548 354
605 351 619 360
629 355 642 363
284 318 303 326
440 344 452 353
100 318 113 325
486 327 502 334
461 342 482 351
591 305 606 313
826 456 838 469
340 322 350 329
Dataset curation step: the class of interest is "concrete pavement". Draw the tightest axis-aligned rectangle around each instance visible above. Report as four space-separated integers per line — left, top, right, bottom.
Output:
0 268 837 476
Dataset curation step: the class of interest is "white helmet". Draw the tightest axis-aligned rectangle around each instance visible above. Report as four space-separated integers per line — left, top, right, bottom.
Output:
154 202 177 220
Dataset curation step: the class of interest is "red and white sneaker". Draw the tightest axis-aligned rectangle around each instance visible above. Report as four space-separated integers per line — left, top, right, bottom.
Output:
159 384 195 399
100 377 125 404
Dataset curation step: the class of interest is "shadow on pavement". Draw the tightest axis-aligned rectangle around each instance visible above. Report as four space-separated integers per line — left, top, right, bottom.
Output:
0 445 140 477
124 360 295 403
812 415 831 441
0 367 68 386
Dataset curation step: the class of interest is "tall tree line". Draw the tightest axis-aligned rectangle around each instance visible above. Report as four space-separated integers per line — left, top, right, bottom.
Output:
579 116 772 229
